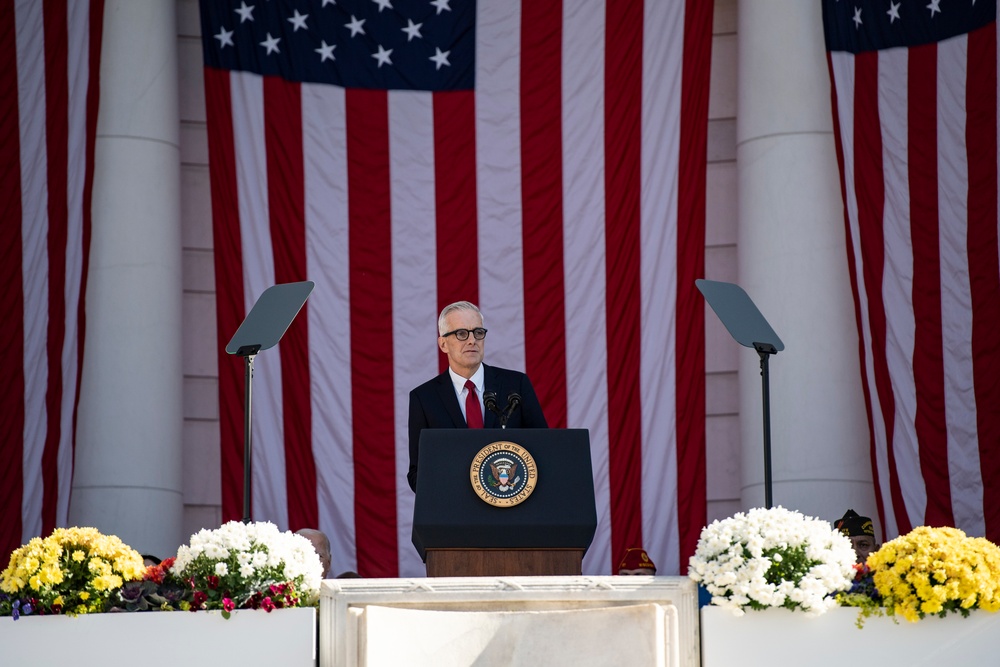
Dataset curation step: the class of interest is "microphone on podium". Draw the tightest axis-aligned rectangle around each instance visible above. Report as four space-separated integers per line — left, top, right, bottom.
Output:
501 392 521 428
483 390 501 419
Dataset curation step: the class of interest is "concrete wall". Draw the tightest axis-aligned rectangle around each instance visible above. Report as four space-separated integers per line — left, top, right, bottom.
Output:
704 0 741 524
177 0 221 538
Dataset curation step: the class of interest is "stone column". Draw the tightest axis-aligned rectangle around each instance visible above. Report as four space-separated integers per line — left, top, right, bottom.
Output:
735 0 875 525
70 0 184 559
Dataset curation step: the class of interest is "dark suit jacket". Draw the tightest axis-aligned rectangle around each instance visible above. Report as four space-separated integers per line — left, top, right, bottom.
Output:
407 363 548 491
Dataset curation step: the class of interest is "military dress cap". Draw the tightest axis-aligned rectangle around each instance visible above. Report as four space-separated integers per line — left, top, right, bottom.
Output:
834 509 875 537
617 547 656 573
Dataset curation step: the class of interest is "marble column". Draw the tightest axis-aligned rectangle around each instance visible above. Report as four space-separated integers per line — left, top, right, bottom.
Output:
735 0 876 526
70 0 184 559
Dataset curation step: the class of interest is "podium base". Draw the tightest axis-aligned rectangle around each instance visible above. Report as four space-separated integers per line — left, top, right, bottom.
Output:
425 549 583 577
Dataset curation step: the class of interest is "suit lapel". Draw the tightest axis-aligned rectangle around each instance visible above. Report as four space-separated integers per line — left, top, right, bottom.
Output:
483 364 500 428
435 371 466 427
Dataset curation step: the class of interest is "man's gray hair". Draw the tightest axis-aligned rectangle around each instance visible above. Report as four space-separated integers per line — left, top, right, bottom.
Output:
438 301 484 335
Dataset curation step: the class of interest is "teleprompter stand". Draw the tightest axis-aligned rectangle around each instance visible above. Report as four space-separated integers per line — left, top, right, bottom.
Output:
225 281 314 523
696 279 784 509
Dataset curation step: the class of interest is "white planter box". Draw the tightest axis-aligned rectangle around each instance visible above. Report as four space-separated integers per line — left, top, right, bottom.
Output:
0 607 316 667
701 605 1000 665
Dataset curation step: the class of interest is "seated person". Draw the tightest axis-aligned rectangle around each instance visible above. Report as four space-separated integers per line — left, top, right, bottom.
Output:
296 528 332 578
833 509 879 564
616 547 656 575
335 570 362 579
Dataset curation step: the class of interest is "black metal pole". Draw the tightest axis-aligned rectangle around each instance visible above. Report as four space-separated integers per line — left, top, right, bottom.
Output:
243 353 255 523
754 343 777 509
236 344 261 524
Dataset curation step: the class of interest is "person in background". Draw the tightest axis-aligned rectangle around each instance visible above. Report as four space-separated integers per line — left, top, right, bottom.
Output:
833 509 879 564
616 547 656 575
296 528 332 578
335 570 362 578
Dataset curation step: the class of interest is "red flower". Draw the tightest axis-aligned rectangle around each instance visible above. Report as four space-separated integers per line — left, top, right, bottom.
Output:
261 596 275 612
206 575 220 590
192 590 208 608
144 564 165 584
222 597 235 612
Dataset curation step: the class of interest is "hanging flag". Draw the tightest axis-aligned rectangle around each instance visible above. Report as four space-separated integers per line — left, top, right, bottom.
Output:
823 1 1000 541
200 0 710 576
0 0 105 563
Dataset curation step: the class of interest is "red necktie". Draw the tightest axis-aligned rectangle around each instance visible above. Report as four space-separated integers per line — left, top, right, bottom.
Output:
465 380 484 428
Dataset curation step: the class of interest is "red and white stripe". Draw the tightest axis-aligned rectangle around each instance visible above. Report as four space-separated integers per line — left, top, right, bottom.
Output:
0 0 103 563
207 0 710 576
828 18 1000 542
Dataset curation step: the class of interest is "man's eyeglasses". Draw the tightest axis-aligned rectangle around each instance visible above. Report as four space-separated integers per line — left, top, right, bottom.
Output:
441 327 488 341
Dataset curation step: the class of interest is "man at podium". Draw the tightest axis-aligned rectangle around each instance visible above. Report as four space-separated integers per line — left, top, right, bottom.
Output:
407 301 548 491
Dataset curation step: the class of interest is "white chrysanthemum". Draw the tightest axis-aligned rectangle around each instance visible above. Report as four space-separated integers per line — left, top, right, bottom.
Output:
170 520 324 606
688 506 856 616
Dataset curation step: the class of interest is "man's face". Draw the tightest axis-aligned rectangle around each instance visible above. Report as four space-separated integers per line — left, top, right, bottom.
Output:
303 534 332 577
850 535 878 564
439 309 485 377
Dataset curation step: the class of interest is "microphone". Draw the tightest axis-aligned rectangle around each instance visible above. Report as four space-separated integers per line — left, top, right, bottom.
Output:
483 391 501 417
501 392 522 428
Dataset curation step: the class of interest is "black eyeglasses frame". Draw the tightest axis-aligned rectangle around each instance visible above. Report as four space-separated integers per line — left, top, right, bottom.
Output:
441 327 488 341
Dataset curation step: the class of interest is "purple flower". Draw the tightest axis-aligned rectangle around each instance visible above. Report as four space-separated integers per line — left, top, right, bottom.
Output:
11 599 31 621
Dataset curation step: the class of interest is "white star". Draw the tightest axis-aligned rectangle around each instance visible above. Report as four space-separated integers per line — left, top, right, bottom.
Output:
927 0 941 16
260 32 281 55
429 47 450 70
215 26 234 48
886 2 900 22
287 9 308 31
345 15 366 37
430 0 451 15
315 40 336 62
402 19 423 41
234 1 255 23
372 44 393 68
372 0 393 12
852 6 862 28
322 0 336 5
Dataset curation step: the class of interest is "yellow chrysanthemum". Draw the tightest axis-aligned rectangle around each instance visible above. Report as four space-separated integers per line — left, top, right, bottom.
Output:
2 526 145 616
91 574 123 591
869 526 1000 622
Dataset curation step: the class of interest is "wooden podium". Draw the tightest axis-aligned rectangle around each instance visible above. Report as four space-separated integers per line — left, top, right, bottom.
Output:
425 548 584 577
412 429 597 577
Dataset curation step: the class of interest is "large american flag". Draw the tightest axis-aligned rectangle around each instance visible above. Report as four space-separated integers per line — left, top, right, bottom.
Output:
201 0 711 576
824 1 1000 542
1 0 104 563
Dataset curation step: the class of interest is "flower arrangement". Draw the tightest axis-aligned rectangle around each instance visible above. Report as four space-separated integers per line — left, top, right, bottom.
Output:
0 527 145 618
688 506 857 616
170 521 323 618
108 557 194 612
864 526 1000 622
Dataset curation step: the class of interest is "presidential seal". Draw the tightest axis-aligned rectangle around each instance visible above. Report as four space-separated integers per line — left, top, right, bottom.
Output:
470 441 538 506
